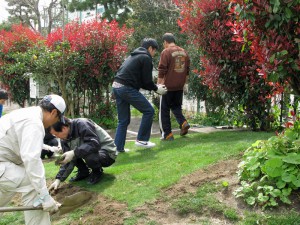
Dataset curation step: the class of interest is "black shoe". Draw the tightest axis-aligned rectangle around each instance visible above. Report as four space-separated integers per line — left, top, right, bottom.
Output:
69 171 90 182
87 170 103 185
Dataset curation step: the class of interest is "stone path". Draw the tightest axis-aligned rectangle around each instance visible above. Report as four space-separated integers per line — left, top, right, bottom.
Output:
3 101 226 141
114 117 219 141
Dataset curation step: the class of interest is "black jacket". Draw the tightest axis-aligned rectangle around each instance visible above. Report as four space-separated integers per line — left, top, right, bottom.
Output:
55 118 116 181
114 47 158 91
66 118 116 159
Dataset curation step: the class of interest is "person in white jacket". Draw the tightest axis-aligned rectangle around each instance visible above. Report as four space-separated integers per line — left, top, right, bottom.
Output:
0 94 66 225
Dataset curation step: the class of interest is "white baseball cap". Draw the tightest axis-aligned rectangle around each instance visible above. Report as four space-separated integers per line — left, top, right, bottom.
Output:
41 94 66 123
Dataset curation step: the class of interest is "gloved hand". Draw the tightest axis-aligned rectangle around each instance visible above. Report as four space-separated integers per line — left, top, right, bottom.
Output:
183 84 188 94
43 144 62 153
48 179 61 191
33 192 61 213
61 150 75 164
156 84 167 95
42 195 61 213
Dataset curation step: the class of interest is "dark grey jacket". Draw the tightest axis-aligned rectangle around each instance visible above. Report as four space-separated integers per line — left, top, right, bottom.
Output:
114 47 158 91
55 118 116 181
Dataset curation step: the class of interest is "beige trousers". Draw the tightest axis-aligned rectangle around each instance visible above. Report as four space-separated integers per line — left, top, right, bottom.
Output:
0 162 51 225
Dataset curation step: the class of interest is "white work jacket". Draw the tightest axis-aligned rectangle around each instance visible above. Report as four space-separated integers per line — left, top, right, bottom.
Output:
0 106 47 194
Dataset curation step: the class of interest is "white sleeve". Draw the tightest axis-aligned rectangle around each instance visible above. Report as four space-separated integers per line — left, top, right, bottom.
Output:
42 144 50 151
18 120 48 195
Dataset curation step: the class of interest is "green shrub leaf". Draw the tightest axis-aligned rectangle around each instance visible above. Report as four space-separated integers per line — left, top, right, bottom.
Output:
282 153 300 164
291 175 300 187
246 196 256 205
262 158 283 177
282 172 294 182
276 179 286 189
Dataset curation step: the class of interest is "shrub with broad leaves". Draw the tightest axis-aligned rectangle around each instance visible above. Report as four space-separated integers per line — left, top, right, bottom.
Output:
234 112 300 209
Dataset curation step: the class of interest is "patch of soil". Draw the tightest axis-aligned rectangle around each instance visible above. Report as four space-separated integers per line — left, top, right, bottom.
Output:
132 158 300 225
49 158 300 224
133 158 243 225
50 184 129 225
50 159 243 225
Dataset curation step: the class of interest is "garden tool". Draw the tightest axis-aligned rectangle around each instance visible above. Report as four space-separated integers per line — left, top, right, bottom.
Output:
0 191 92 215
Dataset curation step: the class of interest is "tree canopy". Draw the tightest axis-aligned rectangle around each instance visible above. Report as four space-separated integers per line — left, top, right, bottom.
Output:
67 0 131 26
4 0 63 35
0 20 133 127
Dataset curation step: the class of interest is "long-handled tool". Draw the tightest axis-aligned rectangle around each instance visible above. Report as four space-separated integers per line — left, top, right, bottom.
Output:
0 191 92 215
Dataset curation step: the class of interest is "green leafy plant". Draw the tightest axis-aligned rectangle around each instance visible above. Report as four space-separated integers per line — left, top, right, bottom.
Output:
222 181 229 187
234 117 300 209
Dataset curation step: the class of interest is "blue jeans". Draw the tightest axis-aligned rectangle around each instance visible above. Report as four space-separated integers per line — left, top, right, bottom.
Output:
113 86 154 151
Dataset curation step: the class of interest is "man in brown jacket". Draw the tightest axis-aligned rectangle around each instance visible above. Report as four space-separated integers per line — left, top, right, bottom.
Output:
157 33 190 140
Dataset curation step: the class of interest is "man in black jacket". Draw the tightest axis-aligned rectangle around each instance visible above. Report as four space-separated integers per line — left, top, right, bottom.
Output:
48 117 117 189
112 38 167 152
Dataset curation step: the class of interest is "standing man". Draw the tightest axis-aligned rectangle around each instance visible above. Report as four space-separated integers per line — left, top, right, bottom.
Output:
112 38 167 152
49 117 117 188
0 94 65 225
157 33 191 141
0 89 8 118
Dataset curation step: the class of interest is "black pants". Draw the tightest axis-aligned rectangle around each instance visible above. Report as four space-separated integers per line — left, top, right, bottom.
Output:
75 149 115 172
159 90 186 138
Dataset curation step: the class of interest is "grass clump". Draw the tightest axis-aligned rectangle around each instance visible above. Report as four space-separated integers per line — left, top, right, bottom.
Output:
172 182 239 222
242 210 300 225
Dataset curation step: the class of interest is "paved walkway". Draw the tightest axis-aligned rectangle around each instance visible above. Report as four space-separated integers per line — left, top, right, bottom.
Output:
3 102 233 141
111 117 220 141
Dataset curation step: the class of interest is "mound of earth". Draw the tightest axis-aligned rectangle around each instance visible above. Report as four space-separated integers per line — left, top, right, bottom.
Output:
50 158 300 225
51 159 241 224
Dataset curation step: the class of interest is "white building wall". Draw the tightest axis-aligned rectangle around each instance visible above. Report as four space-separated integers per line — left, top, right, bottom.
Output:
182 96 205 113
68 4 105 23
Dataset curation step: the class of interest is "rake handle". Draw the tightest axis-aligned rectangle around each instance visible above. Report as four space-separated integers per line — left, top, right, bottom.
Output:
0 206 42 212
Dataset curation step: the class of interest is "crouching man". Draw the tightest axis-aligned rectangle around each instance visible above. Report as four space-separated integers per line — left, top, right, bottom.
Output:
49 117 117 190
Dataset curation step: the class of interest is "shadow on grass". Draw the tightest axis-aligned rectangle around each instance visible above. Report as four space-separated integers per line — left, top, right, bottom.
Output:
114 147 160 166
75 173 116 192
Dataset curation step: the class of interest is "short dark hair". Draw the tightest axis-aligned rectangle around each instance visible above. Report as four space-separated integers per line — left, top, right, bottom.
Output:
0 89 8 100
141 38 159 50
163 33 175 44
51 117 70 132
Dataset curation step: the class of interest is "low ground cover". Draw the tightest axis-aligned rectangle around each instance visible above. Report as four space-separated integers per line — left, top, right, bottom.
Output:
2 131 300 225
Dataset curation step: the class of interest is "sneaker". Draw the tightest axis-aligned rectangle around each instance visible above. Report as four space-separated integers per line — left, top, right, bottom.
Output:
87 170 103 185
135 140 156 148
180 121 190 136
69 170 90 182
161 133 174 141
116 149 130 155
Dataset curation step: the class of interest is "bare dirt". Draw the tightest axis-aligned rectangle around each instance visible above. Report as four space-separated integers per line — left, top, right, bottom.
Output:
51 159 240 225
9 156 300 225
5 112 299 224
49 157 300 225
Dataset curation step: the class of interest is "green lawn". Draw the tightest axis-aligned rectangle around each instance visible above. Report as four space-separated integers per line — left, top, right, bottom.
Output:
46 130 273 208
1 130 275 225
